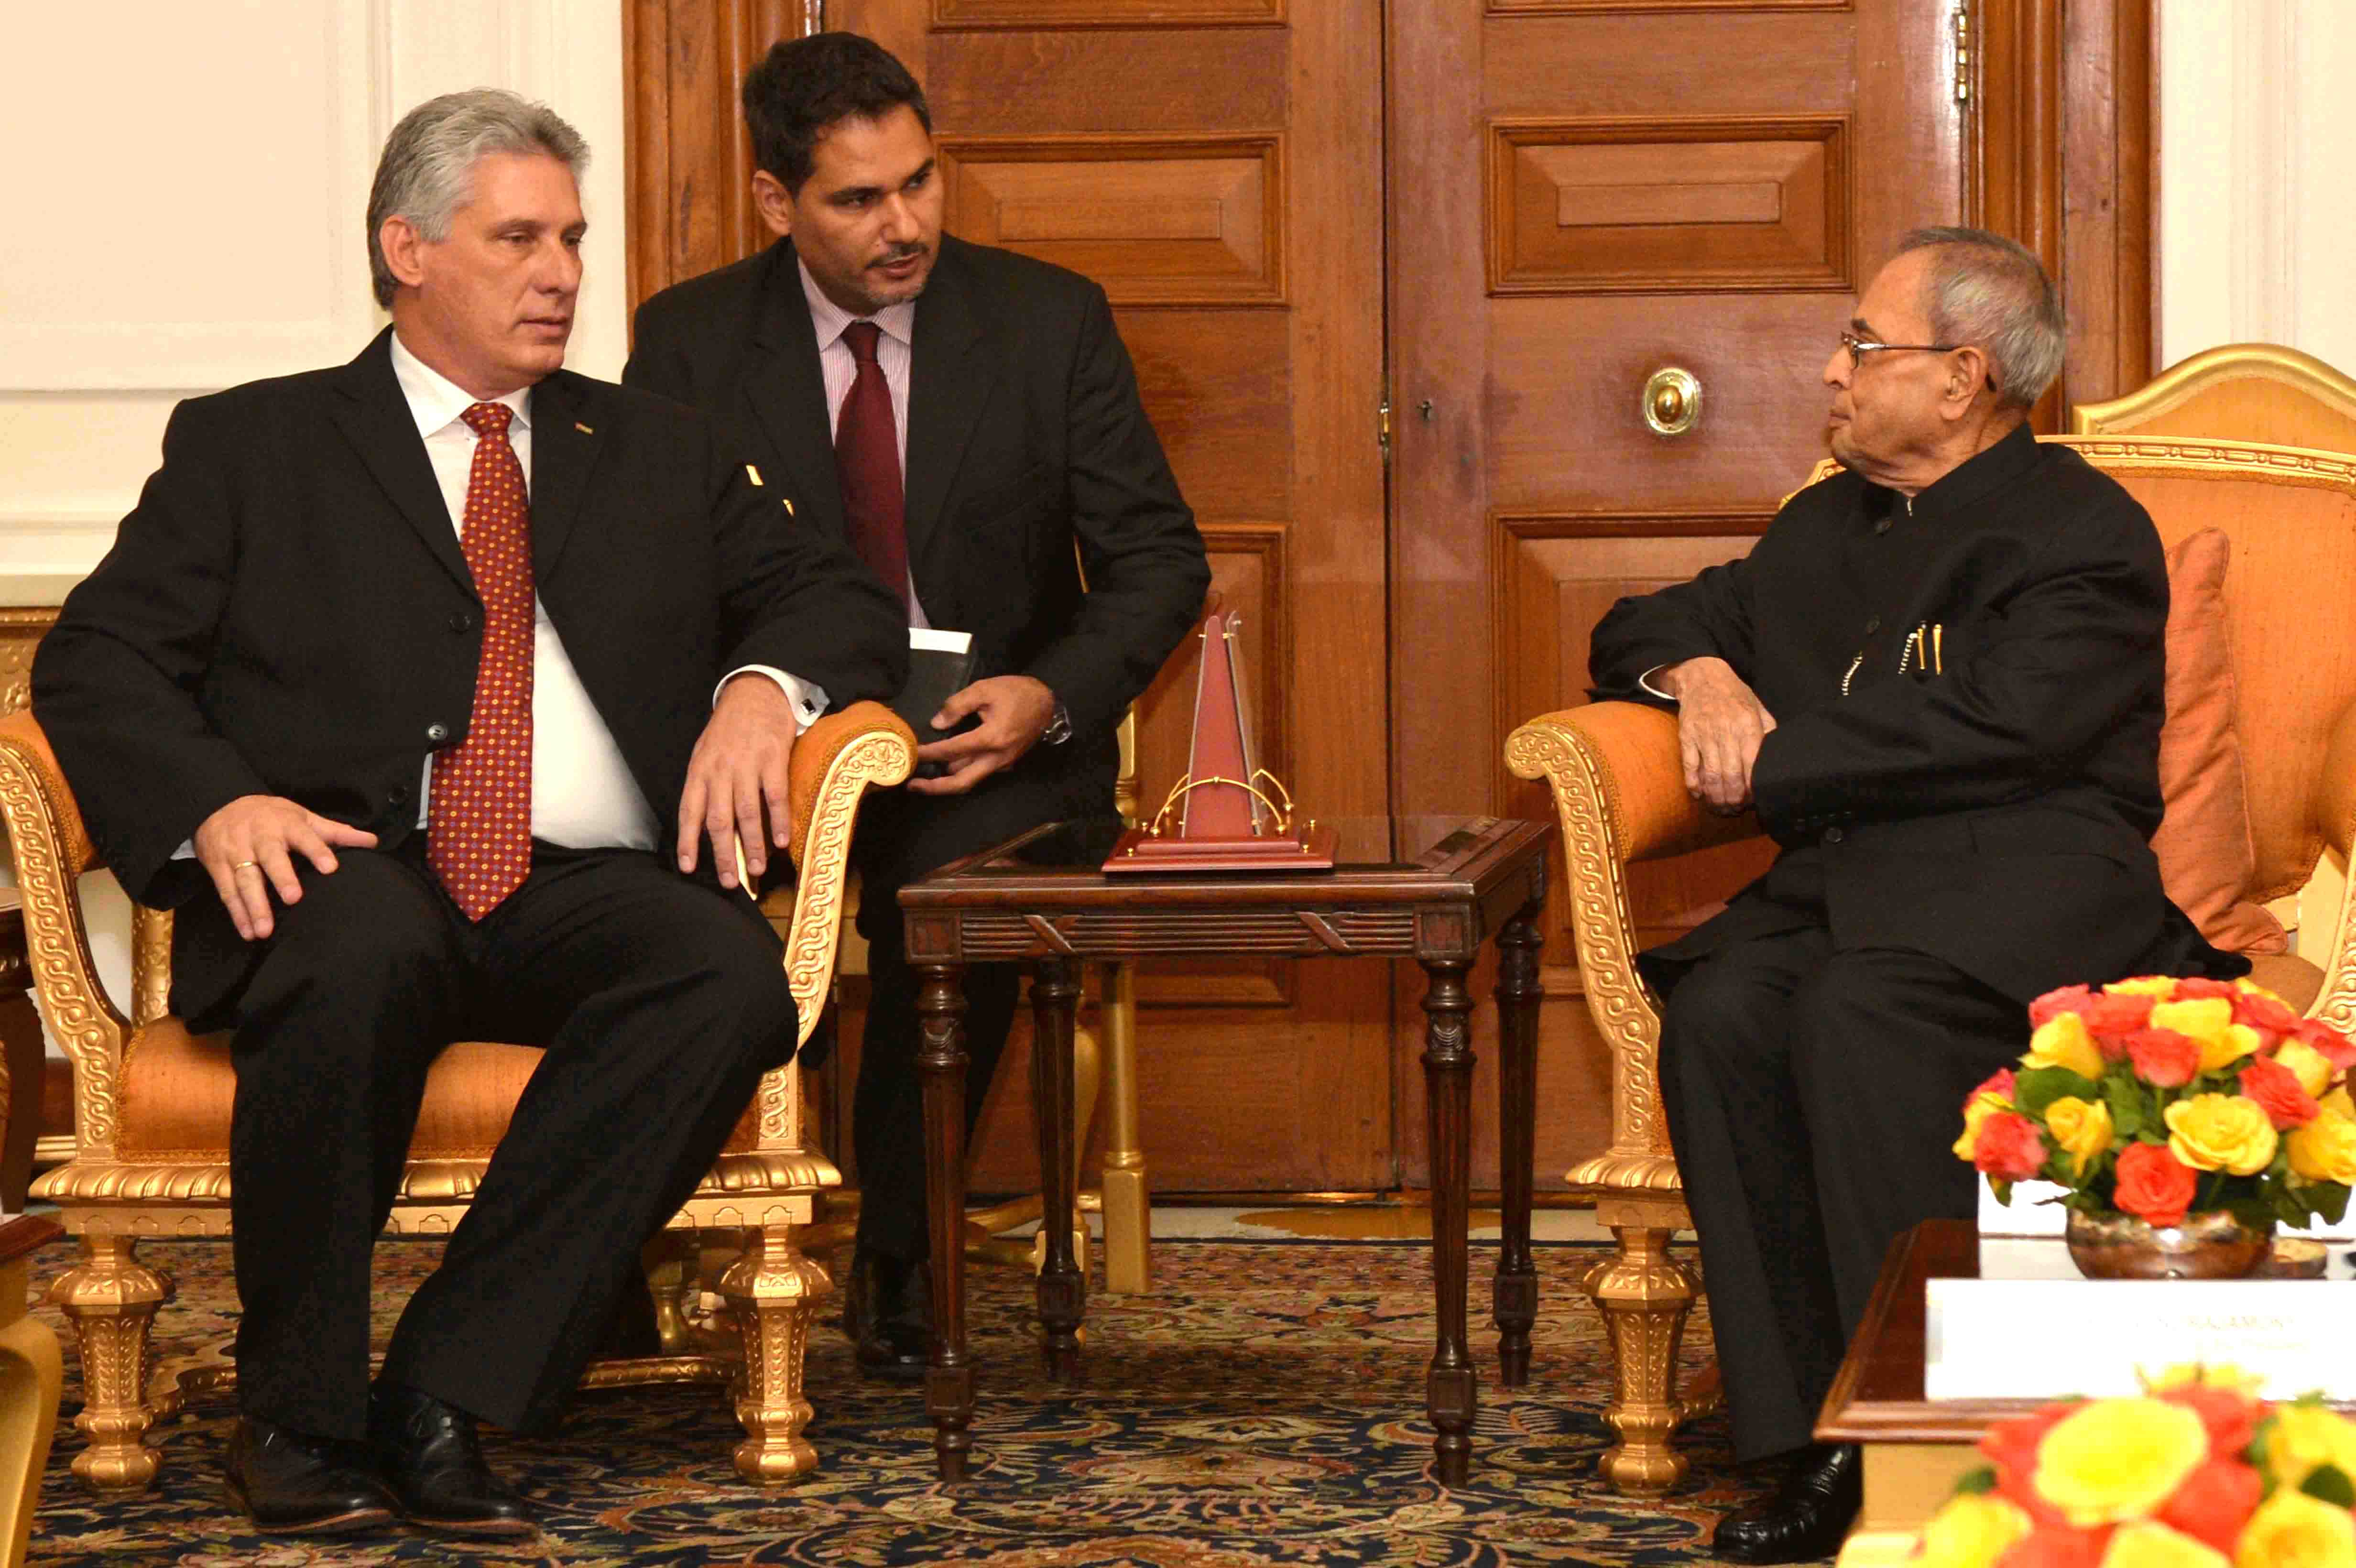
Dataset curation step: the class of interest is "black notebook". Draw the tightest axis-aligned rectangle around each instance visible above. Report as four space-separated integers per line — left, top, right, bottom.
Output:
894 628 977 777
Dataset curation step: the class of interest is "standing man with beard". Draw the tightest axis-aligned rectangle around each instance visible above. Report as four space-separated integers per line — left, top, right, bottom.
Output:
626 33 1207 1379
1587 229 2242 1561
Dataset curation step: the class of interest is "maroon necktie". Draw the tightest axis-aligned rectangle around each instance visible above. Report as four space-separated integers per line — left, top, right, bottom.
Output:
834 321 910 599
426 401 535 921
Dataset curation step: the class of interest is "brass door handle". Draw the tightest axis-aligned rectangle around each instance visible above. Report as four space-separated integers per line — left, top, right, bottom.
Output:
1643 367 1702 436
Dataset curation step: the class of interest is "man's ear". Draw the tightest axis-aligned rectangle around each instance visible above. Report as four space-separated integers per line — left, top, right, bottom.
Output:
1946 346 1993 415
751 170 796 239
380 215 427 294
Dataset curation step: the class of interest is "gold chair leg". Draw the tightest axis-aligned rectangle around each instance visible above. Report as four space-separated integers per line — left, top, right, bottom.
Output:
1582 1218 1699 1495
720 1224 829 1482
0 1263 60 1568
1096 959 1150 1293
51 1235 171 1492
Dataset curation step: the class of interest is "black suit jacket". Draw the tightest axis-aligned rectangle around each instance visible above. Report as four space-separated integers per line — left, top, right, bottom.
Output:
624 236 1208 875
33 329 907 1016
1590 425 2240 1003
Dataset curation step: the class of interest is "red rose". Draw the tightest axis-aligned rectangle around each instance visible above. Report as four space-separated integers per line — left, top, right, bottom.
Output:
2156 1458 2263 1553
2238 1055 2321 1129
2113 1143 2199 1228
1974 1113 2047 1182
2031 985 2097 1027
2175 978 2244 1002
2127 1028 2201 1089
2158 1385 2262 1459
2083 991 2158 1046
1997 1524 2112 1568
2235 989 2303 1037
1965 1067 2018 1110
2292 1017 2356 1072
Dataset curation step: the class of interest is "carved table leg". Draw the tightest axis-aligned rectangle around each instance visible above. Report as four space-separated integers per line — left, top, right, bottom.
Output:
1097 959 1152 1294
1029 957 1085 1380
1583 1214 1699 1495
1492 908 1543 1388
719 1224 830 1481
1419 956 1477 1487
0 995 40 1214
52 1235 171 1492
917 960 974 1482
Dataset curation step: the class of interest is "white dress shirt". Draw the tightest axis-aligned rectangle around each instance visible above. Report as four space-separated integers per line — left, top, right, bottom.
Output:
391 333 823 849
800 260 930 627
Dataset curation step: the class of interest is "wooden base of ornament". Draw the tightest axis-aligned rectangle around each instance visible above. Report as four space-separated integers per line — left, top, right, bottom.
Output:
1102 821 1337 873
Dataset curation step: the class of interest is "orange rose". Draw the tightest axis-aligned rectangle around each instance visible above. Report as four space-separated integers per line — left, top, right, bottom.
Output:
1976 1113 2049 1183
2239 1056 2321 1130
2157 1386 2261 1459
2155 1459 2263 1554
2128 1030 2202 1090
2114 1143 2200 1229
1997 1525 2113 1568
2033 985 2099 1026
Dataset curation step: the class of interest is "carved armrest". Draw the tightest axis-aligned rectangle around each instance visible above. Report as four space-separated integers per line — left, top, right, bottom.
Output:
2306 697 2356 1034
776 701 915 1053
1505 702 1764 1195
0 711 128 1161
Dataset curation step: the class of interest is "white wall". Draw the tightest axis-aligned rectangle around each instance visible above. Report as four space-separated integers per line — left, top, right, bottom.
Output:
0 0 626 1016
2160 0 2356 372
0 0 630 608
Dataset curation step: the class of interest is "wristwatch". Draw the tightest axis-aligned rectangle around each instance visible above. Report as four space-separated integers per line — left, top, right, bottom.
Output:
1041 701 1072 746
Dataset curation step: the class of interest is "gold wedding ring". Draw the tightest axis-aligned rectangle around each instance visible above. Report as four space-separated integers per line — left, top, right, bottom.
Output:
231 860 259 871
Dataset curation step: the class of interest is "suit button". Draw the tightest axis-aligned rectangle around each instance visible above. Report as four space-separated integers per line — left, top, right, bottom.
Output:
1865 617 1881 634
448 611 475 634
388 784 409 806
1824 826 1845 844
1874 518 1892 534
426 723 450 744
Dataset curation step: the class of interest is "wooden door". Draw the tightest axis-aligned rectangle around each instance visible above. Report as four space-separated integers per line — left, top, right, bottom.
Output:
787 0 1394 1192
1385 0 1963 1187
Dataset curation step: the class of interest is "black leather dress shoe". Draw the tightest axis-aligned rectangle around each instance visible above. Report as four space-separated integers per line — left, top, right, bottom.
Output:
843 1248 931 1383
223 1416 398 1535
1713 1442 1862 1564
367 1383 535 1537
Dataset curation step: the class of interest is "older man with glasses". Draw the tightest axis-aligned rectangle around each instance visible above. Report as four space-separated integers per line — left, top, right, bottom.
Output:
1587 228 2244 1562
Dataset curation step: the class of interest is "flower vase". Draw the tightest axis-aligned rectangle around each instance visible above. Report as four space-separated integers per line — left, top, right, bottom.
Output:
2063 1208 2272 1280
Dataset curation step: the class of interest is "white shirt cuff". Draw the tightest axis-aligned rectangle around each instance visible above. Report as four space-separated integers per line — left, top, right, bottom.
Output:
718 666 829 735
1638 664 1678 703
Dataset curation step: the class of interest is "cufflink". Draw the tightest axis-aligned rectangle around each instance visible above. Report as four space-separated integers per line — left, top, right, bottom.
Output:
1042 703 1072 746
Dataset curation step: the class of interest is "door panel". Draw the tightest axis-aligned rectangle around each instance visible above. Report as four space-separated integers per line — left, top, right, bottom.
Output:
1386 0 1960 1187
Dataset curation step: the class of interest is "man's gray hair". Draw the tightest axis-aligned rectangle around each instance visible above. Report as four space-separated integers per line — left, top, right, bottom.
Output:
367 89 589 308
1893 227 2065 409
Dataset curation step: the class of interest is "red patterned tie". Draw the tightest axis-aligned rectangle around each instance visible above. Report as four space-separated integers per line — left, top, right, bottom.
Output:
427 402 535 920
834 321 910 599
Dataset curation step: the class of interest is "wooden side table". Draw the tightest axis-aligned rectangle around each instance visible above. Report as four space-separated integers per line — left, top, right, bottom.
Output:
900 815 1550 1485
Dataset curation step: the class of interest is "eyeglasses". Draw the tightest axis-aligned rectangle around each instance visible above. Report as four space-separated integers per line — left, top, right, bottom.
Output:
1839 331 1959 369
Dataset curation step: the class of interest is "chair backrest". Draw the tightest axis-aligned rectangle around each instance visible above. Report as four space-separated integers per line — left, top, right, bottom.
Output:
1802 436 2356 902
2072 344 2356 452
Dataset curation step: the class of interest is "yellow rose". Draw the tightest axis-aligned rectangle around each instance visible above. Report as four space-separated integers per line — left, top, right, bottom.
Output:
2112 977 2186 997
1916 1492 2033 1568
2163 1094 2279 1176
2264 1405 2356 1492
2325 1087 2356 1120
2047 1096 2116 1178
2152 999 2247 1071
2145 1363 2264 1396
2236 1487 2356 1568
2105 1523 2231 1568
2034 1398 2210 1525
2028 1013 2108 1080
2288 1111 2356 1185
2280 1040 2338 1099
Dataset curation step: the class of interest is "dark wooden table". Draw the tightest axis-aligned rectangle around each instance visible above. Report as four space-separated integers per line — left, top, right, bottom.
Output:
900 814 1550 1484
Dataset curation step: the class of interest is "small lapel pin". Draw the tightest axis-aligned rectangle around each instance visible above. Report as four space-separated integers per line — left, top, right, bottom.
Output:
574 421 594 435
745 464 764 487
782 496 795 516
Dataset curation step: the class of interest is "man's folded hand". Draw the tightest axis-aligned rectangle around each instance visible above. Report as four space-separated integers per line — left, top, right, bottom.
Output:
1659 656 1777 815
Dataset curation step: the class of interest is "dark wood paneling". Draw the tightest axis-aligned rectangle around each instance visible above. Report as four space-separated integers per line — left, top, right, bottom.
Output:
938 135 1284 305
1487 117 1851 295
932 0 1283 28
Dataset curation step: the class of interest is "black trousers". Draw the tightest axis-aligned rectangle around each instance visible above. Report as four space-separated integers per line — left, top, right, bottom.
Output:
1656 926 2020 1462
220 843 794 1441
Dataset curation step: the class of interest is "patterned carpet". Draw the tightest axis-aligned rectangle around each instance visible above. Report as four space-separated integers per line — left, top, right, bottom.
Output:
24 1236 1757 1567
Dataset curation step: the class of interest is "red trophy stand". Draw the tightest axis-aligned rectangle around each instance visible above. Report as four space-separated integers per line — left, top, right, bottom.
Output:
1104 610 1336 872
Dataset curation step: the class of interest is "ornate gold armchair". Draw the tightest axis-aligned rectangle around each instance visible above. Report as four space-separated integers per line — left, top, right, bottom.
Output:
1508 433 2356 1493
0 700 915 1491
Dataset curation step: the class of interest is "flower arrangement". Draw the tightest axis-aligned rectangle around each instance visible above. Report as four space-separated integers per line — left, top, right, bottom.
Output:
1911 1370 2356 1568
1953 977 2356 1234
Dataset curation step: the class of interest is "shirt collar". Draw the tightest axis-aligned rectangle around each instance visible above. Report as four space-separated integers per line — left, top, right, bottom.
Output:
798 257 915 352
388 329 534 441
1907 420 2041 523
